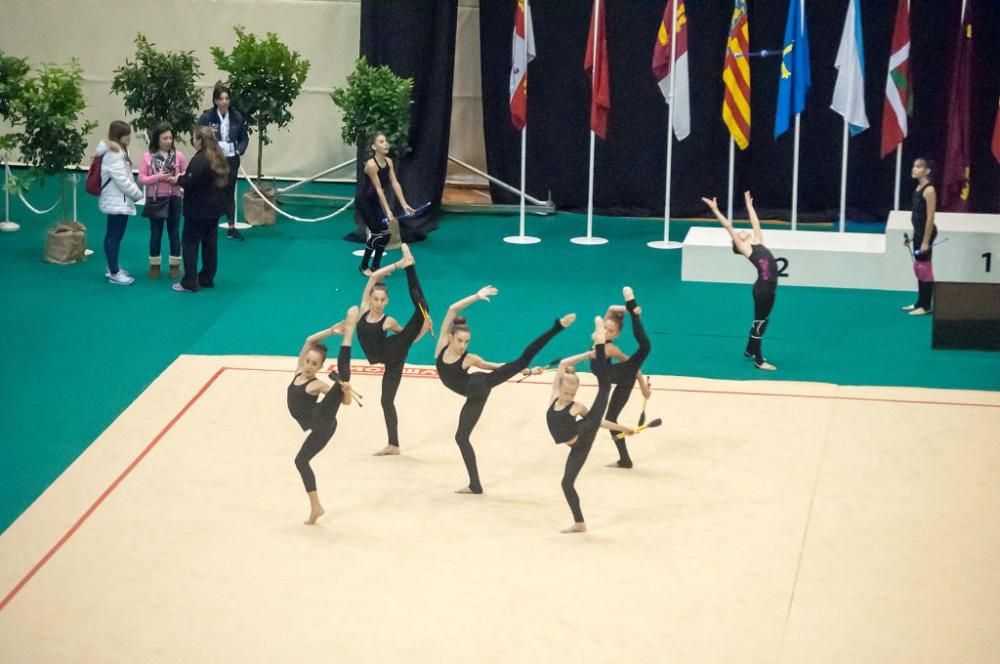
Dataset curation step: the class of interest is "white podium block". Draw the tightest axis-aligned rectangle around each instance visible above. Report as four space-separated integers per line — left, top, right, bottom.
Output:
682 212 1000 291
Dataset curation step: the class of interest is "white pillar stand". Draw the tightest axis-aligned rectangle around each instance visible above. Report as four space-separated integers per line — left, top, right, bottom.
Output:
219 186 252 230
1 154 20 232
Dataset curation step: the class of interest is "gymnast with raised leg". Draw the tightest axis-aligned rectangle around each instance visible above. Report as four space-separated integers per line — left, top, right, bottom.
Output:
435 285 575 494
357 243 432 456
286 306 358 524
547 318 634 533
703 191 778 371
598 286 652 469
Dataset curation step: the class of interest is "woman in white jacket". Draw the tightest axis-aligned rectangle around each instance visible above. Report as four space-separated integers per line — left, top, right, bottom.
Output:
97 121 144 285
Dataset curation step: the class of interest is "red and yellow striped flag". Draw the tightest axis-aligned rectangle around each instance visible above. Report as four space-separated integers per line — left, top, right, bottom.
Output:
722 0 750 150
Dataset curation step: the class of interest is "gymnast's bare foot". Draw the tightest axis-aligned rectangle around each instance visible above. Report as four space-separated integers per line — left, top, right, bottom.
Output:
455 486 482 494
559 313 577 328
592 316 606 344
399 243 415 267
305 491 325 524
561 522 587 534
373 445 400 456
623 286 634 302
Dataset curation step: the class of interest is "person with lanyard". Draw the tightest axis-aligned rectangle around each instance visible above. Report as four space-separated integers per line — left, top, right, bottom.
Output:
546 318 634 533
356 243 432 456
286 306 358 525
902 158 938 316
198 81 249 241
703 191 779 371
435 285 574 495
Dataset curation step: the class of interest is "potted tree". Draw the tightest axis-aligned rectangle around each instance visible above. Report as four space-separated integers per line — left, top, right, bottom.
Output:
210 26 310 225
331 56 413 245
110 34 203 142
12 59 96 263
0 50 31 232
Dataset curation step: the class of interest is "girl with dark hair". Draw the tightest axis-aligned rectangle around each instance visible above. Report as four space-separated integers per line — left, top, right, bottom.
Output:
138 122 186 279
172 126 230 293
357 132 415 276
287 306 358 524
902 158 938 316
198 82 249 240
546 318 634 533
703 191 779 371
96 120 144 285
435 285 574 494
357 243 432 456
597 287 652 469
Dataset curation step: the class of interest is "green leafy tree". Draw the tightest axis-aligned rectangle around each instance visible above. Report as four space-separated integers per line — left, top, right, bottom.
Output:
12 60 97 220
0 50 31 152
331 56 412 157
110 34 203 142
210 26 310 187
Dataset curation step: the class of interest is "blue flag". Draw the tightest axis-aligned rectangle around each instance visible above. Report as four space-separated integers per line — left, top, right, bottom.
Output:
774 0 811 138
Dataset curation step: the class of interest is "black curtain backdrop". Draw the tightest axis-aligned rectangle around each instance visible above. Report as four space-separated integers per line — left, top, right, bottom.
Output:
480 0 1000 222
352 0 458 242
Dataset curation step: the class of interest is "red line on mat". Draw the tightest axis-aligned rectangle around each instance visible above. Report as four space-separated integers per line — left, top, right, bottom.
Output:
2 364 996 610
0 367 227 613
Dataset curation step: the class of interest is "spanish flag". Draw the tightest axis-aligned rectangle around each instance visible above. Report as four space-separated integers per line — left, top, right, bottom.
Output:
722 0 750 150
652 0 690 141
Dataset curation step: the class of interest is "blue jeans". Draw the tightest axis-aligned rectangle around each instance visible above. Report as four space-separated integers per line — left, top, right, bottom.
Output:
104 214 129 274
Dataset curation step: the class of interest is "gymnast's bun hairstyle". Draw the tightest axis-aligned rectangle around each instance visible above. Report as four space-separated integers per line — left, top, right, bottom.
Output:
372 281 388 293
606 310 624 331
310 343 328 361
450 315 470 336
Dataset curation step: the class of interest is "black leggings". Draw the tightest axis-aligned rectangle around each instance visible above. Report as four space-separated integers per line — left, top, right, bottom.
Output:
561 345 612 523
454 319 565 493
598 301 651 467
746 282 776 363
377 266 428 446
294 345 351 493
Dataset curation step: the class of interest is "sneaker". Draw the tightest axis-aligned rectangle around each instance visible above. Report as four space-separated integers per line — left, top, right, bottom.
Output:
107 271 134 285
908 307 931 316
105 267 130 278
226 227 244 241
172 283 194 293
900 304 916 312
755 360 777 371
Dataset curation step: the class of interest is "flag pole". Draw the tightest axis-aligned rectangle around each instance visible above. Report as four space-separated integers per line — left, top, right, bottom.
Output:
573 0 608 245
893 145 902 210
727 136 735 221
505 0 540 245
790 0 804 231
838 34 856 234
649 0 682 250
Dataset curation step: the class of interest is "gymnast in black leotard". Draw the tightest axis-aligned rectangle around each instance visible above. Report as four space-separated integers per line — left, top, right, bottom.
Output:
435 284 575 494
286 306 358 524
357 132 415 276
547 317 634 533
703 191 779 371
356 243 432 456
596 286 652 469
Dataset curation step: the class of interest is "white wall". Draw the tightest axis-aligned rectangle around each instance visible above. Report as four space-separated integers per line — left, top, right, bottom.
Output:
0 0 485 181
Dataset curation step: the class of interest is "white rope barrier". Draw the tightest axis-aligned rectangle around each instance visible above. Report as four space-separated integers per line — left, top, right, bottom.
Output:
239 166 353 224
5 161 60 215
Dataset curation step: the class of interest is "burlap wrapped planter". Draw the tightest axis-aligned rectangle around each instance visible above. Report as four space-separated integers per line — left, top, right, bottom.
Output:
43 222 87 265
242 190 277 226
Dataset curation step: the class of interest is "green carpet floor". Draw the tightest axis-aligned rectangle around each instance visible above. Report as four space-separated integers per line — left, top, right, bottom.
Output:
1 175 997 533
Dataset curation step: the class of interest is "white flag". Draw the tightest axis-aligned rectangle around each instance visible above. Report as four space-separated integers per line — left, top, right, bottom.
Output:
510 0 536 130
831 0 869 135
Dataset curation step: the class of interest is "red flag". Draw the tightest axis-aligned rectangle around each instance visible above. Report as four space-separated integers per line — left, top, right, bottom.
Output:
992 98 1000 164
880 0 910 158
584 0 610 139
941 5 972 211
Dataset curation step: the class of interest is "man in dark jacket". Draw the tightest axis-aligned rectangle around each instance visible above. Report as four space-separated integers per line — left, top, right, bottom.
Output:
198 82 250 240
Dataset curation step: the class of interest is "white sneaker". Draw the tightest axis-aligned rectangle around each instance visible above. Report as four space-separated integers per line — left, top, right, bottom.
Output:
107 271 134 285
900 304 916 312
105 267 130 278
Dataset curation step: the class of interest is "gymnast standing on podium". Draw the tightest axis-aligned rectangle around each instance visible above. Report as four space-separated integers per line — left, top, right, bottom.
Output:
703 191 779 371
902 158 938 317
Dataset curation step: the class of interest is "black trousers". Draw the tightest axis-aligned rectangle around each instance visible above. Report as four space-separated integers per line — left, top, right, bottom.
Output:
224 156 239 223
561 344 612 523
294 346 351 493
452 320 565 493
371 266 428 447
180 217 219 291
